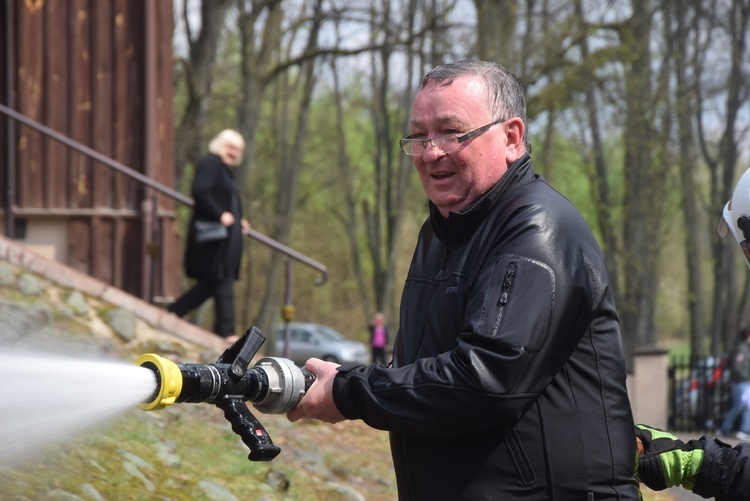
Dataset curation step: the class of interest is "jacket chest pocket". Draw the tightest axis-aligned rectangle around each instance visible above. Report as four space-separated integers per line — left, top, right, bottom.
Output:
475 254 555 352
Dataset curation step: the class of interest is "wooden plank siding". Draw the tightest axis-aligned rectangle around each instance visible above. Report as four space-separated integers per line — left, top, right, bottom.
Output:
155 0 179 299
1 0 178 302
69 0 93 210
44 0 70 208
112 0 136 291
17 2 44 208
92 0 114 209
113 0 135 212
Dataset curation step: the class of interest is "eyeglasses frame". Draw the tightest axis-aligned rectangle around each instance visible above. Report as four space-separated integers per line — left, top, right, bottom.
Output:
399 118 507 156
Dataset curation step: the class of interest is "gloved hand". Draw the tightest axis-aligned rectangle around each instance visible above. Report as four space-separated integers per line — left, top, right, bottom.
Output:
635 424 705 491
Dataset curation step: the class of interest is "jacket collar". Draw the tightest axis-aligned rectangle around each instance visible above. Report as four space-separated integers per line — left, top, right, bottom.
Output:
429 154 533 244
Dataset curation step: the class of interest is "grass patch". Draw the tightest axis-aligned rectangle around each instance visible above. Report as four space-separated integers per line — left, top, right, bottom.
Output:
0 400 397 501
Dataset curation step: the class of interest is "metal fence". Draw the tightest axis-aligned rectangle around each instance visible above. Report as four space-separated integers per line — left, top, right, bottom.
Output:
668 354 731 432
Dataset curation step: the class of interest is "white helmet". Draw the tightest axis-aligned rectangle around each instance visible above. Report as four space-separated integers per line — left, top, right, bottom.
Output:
718 166 750 268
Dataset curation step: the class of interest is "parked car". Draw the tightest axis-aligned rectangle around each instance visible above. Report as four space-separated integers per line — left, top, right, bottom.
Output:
274 322 370 365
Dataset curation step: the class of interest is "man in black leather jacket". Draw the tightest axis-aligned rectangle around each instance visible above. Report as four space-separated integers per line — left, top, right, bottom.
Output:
288 59 639 499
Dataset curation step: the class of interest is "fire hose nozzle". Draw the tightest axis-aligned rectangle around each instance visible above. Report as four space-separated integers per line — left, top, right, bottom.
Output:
135 326 315 461
135 353 183 411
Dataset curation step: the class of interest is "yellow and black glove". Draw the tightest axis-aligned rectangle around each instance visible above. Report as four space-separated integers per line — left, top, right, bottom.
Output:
635 424 705 491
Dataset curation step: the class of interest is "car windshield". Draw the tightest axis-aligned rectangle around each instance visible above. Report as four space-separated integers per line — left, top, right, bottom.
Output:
310 325 344 341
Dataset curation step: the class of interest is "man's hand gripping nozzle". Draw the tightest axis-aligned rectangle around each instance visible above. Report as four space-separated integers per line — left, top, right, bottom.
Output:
135 326 315 461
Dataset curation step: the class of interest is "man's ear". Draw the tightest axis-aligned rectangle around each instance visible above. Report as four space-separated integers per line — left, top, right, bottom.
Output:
504 117 526 160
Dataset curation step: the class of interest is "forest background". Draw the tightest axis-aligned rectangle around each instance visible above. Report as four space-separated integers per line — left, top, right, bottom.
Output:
171 0 750 369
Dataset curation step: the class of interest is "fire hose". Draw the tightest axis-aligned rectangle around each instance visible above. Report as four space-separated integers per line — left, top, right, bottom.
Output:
135 326 314 461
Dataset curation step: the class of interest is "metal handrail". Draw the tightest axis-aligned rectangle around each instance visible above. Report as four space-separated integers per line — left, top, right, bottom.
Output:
0 102 328 285
244 228 328 285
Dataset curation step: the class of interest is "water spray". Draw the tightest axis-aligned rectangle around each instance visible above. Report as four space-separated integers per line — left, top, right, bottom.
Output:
136 326 314 461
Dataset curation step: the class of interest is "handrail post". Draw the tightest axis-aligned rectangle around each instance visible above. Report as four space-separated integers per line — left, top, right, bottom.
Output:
281 260 294 358
148 192 159 304
285 259 293 314
141 194 154 300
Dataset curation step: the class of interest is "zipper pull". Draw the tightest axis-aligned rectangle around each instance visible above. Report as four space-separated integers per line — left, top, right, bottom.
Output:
436 250 449 280
498 267 515 305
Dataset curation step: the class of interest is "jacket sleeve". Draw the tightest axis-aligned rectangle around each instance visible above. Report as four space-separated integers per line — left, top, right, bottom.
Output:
693 436 750 500
191 155 225 220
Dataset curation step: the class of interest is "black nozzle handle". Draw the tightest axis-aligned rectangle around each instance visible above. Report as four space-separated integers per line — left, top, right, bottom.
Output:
217 326 266 380
216 395 280 461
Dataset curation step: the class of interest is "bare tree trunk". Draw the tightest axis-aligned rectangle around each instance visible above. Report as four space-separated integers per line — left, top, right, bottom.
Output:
236 0 284 191
366 0 397 317
474 0 519 66
571 0 626 364
328 57 372 321
251 0 324 342
173 0 234 183
234 0 284 333
671 0 707 358
379 4 423 331
533 0 558 182
620 0 666 350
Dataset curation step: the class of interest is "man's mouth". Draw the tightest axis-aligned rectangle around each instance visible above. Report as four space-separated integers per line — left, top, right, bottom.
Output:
431 171 454 179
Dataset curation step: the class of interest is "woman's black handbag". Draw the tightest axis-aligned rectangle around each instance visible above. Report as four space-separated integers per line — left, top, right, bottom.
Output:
194 220 228 243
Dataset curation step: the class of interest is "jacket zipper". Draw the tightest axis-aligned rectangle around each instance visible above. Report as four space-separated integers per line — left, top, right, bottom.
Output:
435 250 449 280
492 263 516 336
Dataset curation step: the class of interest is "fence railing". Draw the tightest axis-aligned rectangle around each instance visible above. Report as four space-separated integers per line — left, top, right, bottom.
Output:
668 354 730 432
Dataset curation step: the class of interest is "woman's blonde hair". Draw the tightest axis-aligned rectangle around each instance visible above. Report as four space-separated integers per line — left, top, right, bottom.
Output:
208 129 245 165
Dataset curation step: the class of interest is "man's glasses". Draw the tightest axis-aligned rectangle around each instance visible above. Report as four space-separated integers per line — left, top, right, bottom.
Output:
399 118 506 156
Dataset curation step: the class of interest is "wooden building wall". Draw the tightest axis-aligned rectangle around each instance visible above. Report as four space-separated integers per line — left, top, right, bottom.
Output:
0 0 180 301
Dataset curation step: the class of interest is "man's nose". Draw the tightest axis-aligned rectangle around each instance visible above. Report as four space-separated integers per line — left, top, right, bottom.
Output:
421 141 445 162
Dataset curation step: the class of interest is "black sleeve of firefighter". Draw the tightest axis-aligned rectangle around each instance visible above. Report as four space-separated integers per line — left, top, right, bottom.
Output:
693 436 750 500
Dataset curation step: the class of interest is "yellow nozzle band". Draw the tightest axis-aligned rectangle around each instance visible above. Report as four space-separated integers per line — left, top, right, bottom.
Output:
135 353 183 411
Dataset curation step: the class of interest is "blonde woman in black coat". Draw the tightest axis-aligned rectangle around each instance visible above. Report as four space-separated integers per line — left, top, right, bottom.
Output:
168 129 250 343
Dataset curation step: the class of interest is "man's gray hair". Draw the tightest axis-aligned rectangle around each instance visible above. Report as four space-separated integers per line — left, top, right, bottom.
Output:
421 60 530 153
208 129 245 165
